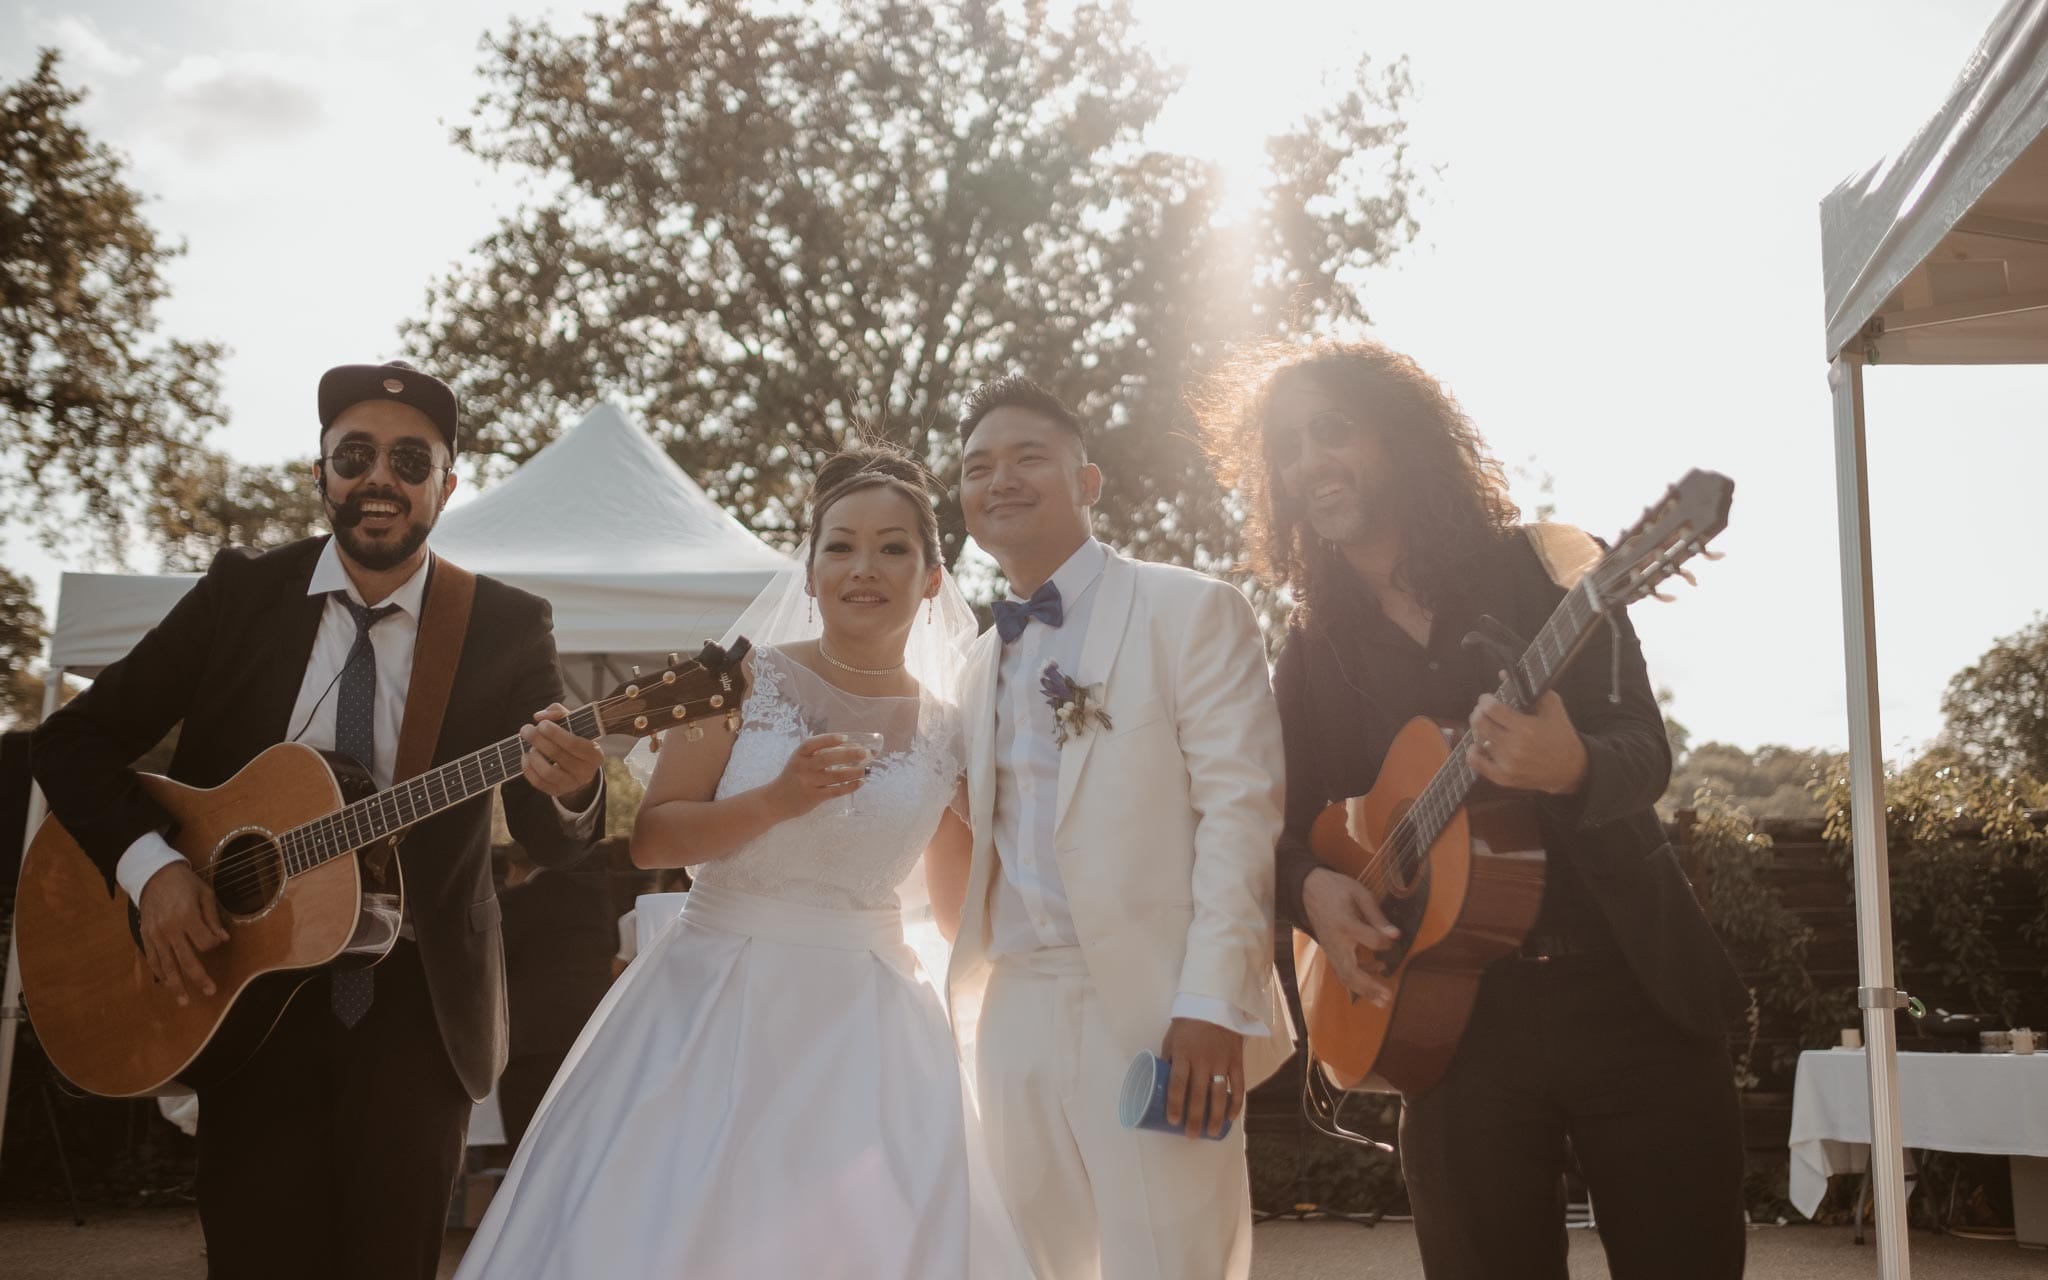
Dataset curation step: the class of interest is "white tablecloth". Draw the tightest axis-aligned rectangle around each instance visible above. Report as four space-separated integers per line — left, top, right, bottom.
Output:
1788 1048 2048 1217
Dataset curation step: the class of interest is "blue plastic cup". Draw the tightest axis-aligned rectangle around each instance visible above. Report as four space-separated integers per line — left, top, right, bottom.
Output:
1119 1050 1232 1141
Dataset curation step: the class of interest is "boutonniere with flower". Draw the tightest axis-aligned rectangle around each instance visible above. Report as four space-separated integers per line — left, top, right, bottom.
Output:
1040 661 1113 745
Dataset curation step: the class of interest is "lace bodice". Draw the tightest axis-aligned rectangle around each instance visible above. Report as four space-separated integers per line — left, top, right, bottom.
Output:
689 647 964 911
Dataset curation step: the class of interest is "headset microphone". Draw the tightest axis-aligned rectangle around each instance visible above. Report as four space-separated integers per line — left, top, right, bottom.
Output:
319 465 367 529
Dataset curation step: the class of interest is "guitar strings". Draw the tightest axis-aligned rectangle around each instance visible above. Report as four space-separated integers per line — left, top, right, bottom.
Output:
202 694 639 899
203 677 720 900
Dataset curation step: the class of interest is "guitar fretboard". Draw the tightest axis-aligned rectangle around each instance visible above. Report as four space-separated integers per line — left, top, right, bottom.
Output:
273 704 607 874
1385 578 1607 881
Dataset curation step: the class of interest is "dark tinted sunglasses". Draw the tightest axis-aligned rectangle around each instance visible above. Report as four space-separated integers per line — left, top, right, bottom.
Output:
1265 410 1366 466
323 441 443 486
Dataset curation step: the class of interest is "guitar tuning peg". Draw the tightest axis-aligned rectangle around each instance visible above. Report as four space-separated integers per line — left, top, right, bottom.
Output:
669 652 681 667
685 725 705 743
648 731 664 752
631 664 643 677
1676 568 1698 587
1701 548 1725 561
1651 588 1677 603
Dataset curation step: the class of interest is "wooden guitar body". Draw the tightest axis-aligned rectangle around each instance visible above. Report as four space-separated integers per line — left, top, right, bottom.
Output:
17 743 385 1097
16 639 749 1100
1293 716 1545 1095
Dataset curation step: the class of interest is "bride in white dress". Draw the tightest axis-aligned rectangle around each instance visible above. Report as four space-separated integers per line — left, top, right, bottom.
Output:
455 446 1029 1279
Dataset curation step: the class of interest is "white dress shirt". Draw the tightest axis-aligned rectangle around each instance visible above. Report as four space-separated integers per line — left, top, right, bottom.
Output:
114 542 595 907
988 537 1265 1035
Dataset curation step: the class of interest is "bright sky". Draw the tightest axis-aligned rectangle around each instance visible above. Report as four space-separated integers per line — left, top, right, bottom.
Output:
5 0 2044 758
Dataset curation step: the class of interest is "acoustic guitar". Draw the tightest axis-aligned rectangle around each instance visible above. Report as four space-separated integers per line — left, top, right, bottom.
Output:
16 640 750 1099
1295 472 1733 1096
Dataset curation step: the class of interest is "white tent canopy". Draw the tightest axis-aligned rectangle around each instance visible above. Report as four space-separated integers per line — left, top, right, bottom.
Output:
3 403 788 1166
43 402 790 692
1818 2 2048 1275
1823 0 2048 365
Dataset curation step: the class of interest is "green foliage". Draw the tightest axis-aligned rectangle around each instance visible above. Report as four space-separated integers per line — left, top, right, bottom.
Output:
1687 792 1843 1082
1663 742 1838 820
146 451 327 570
0 563 48 724
1 51 227 559
602 755 646 840
1820 759 2048 1023
407 0 1420 572
1940 613 2048 783
1247 1124 1405 1218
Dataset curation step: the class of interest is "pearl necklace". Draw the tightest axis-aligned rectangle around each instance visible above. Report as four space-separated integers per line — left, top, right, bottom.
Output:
818 639 904 677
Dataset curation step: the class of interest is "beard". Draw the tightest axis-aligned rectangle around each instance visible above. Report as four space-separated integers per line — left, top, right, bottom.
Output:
1302 476 1378 546
330 488 438 570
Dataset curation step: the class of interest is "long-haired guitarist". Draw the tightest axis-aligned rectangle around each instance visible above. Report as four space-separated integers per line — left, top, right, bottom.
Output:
29 361 606 1280
1201 339 1748 1279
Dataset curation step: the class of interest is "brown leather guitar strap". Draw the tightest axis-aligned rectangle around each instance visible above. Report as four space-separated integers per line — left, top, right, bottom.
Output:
363 557 477 879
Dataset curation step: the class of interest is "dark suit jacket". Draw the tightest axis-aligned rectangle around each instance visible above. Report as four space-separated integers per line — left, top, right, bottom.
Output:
498 868 616 1059
30 536 603 1100
1272 529 1749 1044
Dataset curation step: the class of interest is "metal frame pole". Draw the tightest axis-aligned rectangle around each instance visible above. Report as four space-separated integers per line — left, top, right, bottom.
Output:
1828 356 1912 1277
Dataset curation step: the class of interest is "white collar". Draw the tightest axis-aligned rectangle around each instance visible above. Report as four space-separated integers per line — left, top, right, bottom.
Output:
307 537 432 618
1007 536 1105 605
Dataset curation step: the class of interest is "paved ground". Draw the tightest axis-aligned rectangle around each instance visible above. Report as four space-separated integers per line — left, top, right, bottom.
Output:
2 1207 2041 1277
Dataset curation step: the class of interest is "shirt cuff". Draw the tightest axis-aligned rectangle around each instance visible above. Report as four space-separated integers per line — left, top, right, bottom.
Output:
1170 992 1270 1038
115 832 188 908
552 781 603 828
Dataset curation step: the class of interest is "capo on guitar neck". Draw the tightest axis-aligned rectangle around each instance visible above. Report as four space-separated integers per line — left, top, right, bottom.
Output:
1460 616 1536 705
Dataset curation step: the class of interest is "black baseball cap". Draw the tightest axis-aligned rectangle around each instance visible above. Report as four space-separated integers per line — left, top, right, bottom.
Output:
317 360 459 456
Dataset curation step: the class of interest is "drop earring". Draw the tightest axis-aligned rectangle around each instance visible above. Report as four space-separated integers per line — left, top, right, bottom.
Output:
807 593 814 624
926 597 935 625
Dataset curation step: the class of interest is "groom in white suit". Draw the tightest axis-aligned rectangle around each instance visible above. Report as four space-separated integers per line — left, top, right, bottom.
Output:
946 375 1294 1279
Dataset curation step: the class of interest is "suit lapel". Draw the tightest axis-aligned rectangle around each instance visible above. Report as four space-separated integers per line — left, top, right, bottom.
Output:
965 628 1001 837
1053 550 1135 831
260 540 331 743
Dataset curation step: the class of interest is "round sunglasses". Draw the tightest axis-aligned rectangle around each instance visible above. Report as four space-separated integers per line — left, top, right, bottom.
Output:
322 441 445 487
1265 409 1366 466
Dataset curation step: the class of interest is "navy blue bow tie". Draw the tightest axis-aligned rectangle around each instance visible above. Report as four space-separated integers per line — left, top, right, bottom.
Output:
993 581 1064 644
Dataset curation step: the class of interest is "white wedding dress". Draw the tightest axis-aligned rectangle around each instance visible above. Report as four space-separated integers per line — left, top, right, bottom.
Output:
455 648 1029 1278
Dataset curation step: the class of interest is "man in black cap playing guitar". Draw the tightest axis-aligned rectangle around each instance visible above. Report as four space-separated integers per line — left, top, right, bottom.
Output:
32 359 606 1279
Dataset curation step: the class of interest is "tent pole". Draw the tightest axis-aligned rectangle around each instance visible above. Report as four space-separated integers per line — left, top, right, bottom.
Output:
0 669 65 1171
1829 357 1911 1278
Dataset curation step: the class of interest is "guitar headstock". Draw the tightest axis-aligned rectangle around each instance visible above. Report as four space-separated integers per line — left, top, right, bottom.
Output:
594 638 754 743
1593 469 1734 609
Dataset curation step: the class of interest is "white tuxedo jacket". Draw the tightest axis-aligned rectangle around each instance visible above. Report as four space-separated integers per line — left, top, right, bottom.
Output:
947 548 1296 1088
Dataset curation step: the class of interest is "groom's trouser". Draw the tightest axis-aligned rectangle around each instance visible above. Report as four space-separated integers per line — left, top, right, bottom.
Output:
975 948 1252 1280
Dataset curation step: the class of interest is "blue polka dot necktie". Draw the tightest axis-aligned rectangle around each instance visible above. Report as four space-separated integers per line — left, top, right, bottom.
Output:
330 594 400 1029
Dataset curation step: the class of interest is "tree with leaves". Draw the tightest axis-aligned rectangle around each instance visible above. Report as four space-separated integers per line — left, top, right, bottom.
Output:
408 0 1418 571
1941 613 2048 782
0 565 48 724
1 50 227 560
148 452 326 571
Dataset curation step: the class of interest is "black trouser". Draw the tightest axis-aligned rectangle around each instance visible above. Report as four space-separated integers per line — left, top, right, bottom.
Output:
196 942 472 1280
495 1050 567 1154
1399 951 1745 1280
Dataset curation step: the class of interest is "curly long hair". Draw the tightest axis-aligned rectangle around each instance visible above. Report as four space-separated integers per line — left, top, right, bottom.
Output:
1196 338 1519 627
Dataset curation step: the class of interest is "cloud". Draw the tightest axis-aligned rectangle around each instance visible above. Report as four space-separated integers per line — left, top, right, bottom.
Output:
30 14 143 77
162 52 323 153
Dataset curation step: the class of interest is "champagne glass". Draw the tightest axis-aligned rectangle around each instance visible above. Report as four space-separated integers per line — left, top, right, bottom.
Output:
829 731 885 817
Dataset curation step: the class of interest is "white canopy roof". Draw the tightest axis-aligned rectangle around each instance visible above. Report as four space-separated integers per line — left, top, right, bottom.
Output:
46 403 789 689
1822 0 2048 365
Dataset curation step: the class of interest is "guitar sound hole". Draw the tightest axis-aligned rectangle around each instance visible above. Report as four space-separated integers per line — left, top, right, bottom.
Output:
210 832 286 916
